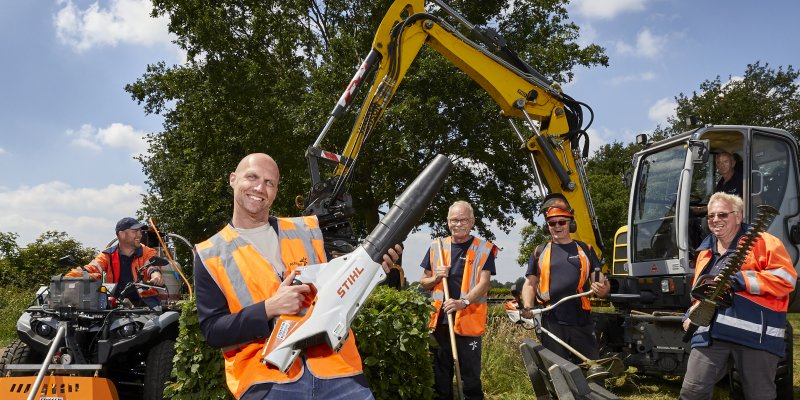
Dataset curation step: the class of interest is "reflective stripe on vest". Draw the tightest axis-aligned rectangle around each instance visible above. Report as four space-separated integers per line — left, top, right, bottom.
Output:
537 242 591 310
196 217 362 398
428 237 496 336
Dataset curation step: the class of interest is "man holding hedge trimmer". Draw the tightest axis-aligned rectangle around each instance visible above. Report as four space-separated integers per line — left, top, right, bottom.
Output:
419 200 498 400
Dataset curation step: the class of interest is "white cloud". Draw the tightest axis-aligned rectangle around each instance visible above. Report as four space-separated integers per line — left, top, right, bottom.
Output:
616 29 667 59
610 71 656 85
576 23 598 48
0 147 7 155
572 0 648 20
648 97 677 125
67 123 149 157
0 182 144 249
54 0 174 52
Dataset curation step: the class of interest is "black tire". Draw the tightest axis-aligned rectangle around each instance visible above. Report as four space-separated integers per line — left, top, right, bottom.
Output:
142 337 176 400
0 340 43 376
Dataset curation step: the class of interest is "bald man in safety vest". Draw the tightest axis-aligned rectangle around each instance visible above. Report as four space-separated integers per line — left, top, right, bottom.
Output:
520 193 609 363
194 153 400 400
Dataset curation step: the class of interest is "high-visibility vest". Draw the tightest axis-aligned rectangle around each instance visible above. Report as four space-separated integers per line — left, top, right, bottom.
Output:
428 237 497 336
689 232 797 357
196 217 363 399
536 241 591 311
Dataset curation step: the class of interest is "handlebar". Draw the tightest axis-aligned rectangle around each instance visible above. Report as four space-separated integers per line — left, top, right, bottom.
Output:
530 291 593 315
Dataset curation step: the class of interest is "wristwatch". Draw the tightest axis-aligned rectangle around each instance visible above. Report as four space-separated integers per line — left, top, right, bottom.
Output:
461 298 470 307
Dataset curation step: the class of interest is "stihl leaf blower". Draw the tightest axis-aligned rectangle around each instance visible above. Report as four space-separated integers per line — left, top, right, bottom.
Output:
261 154 453 372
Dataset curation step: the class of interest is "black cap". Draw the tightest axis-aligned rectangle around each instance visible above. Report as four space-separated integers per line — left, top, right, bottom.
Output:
115 217 147 233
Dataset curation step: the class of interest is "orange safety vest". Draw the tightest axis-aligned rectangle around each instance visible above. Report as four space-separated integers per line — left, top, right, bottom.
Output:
536 241 591 311
196 217 363 399
428 237 497 336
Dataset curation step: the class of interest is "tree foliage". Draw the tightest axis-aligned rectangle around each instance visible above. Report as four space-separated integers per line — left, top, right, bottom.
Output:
669 61 800 137
0 231 96 288
126 0 607 246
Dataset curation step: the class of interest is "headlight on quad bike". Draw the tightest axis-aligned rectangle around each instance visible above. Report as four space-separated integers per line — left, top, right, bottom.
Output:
34 320 56 339
114 321 142 338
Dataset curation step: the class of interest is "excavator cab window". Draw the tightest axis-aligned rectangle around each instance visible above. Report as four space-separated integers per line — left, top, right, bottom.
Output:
751 131 797 217
631 144 684 262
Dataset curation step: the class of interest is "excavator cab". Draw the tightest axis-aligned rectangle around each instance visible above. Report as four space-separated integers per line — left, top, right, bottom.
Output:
622 126 800 288
601 125 800 394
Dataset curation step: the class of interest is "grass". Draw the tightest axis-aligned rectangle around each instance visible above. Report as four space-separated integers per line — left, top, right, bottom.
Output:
481 306 800 399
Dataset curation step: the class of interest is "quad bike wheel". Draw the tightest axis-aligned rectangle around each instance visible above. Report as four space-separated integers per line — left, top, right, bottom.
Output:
142 337 176 400
0 340 42 376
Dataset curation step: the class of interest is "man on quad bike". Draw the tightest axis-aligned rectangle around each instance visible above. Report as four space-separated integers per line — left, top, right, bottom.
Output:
66 217 165 308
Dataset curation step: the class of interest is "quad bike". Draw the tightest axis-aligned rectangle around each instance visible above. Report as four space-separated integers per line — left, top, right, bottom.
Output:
0 256 182 400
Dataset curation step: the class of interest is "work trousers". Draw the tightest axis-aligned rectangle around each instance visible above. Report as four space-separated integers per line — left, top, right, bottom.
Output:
241 369 373 400
679 340 779 400
432 325 484 400
538 317 600 363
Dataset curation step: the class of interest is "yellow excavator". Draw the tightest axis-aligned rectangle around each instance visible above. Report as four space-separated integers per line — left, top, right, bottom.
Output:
303 0 603 258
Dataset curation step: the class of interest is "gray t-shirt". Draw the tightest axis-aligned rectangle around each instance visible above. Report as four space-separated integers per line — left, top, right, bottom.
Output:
235 224 285 279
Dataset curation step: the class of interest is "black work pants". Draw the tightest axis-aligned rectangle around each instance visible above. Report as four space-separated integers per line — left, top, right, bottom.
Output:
432 324 483 400
538 317 600 363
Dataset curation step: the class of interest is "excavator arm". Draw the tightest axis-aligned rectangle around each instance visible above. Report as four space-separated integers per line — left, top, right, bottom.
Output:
305 0 603 256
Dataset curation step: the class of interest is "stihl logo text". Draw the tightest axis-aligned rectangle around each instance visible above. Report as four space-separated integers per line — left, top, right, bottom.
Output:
337 266 365 298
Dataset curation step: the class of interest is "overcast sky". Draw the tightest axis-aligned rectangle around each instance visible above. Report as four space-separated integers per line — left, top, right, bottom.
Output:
1 0 799 283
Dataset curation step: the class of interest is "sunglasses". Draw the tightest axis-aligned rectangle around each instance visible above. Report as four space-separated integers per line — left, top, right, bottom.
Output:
707 211 737 220
547 219 570 227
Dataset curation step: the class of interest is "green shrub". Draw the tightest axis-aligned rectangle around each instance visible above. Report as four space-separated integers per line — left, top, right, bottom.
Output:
352 286 435 400
165 287 435 399
0 285 37 347
163 297 232 399
488 287 511 298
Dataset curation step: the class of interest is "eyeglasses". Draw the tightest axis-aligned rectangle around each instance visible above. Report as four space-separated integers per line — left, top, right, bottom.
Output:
707 211 737 220
547 219 570 227
448 218 472 225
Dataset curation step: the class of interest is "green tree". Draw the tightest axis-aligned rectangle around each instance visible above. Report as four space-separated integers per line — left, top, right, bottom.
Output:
0 232 23 286
583 140 646 258
669 61 800 136
515 222 547 266
17 231 97 288
127 0 607 246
